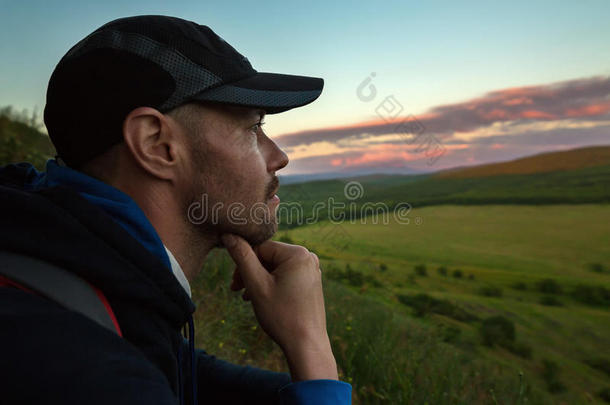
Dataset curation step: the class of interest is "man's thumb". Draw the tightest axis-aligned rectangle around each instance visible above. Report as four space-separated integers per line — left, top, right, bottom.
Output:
221 233 268 292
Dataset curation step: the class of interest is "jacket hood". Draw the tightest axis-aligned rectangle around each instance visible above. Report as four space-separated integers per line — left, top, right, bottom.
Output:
0 160 196 329
1 160 203 404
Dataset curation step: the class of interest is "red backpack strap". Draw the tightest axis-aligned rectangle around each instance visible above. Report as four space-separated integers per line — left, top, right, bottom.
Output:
0 251 122 337
89 282 123 337
0 274 37 294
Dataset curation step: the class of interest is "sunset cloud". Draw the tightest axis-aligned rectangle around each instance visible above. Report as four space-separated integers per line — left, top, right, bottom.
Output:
275 76 610 174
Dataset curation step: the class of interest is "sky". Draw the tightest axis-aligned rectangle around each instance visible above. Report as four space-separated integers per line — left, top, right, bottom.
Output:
1 0 609 174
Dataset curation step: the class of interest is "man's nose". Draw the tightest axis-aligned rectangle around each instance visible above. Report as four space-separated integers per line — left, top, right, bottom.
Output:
266 138 289 172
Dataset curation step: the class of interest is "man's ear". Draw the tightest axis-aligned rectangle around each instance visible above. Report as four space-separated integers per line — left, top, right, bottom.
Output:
122 106 181 181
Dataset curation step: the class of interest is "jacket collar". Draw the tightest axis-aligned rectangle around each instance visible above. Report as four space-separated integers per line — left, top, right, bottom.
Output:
29 158 172 269
0 160 196 327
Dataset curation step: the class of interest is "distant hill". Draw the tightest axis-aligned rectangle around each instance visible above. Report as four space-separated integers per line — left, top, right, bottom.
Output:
278 145 610 228
279 166 428 185
435 145 610 179
281 146 610 185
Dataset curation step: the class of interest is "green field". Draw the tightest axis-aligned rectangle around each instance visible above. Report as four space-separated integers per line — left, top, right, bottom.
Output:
277 164 610 230
193 204 610 404
282 204 610 404
290 204 610 281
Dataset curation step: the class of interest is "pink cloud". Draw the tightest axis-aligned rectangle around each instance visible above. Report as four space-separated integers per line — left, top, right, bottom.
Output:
564 102 610 117
502 97 534 106
275 75 610 150
520 110 556 119
275 75 610 175
480 109 509 120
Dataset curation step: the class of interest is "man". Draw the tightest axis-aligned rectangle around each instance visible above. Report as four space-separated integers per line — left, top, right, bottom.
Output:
0 15 351 404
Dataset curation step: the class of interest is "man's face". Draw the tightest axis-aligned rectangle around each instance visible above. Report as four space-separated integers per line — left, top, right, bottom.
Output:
178 103 289 246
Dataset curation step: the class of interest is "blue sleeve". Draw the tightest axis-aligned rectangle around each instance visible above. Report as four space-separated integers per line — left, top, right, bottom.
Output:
193 345 352 404
278 380 352 405
194 347 291 404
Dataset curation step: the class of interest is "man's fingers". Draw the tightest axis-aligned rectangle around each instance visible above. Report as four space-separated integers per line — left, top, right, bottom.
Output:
230 266 251 299
255 239 313 267
310 252 319 267
221 233 270 295
231 266 244 291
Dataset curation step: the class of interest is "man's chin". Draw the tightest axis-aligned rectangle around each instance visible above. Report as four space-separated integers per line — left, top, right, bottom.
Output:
244 222 278 246
220 221 278 247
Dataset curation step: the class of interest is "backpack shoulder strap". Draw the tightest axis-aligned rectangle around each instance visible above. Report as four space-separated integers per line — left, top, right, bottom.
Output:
0 250 122 337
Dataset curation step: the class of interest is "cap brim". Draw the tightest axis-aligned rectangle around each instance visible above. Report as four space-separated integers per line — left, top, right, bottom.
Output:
189 72 324 114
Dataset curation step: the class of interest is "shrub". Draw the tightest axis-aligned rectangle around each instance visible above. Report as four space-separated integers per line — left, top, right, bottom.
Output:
598 387 610 402
511 281 527 290
571 284 610 307
414 264 427 277
437 266 448 276
345 264 364 287
364 274 383 288
547 380 566 394
480 315 515 347
452 269 463 279
324 268 343 282
588 263 605 273
442 325 461 343
468 274 475 280
325 264 365 287
479 285 503 297
539 295 563 306
585 358 610 376
397 293 477 322
507 341 533 359
379 263 388 272
536 278 562 294
541 359 566 393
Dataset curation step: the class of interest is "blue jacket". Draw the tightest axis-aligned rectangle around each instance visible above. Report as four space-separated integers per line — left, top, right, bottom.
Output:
0 159 351 404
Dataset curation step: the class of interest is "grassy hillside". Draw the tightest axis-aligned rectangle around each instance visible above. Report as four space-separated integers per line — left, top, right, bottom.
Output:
376 164 610 205
195 205 610 404
436 145 610 179
293 205 610 404
0 106 55 170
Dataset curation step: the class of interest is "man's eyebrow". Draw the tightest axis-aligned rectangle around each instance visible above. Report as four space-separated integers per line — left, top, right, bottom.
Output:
236 108 265 124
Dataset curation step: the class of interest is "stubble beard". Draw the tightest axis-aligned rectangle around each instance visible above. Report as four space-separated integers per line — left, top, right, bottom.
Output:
184 150 278 247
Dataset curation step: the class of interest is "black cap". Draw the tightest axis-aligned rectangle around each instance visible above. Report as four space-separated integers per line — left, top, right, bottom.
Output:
44 15 324 168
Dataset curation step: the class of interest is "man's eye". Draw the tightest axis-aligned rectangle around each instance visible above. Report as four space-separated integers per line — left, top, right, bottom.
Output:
251 121 265 134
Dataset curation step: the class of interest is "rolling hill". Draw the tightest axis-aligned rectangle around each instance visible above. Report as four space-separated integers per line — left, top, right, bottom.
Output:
277 145 610 229
435 145 610 179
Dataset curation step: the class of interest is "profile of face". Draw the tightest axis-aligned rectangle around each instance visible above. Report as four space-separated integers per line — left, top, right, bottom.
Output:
178 102 289 246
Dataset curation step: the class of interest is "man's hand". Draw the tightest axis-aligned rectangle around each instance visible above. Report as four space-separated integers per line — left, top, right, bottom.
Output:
221 233 338 382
